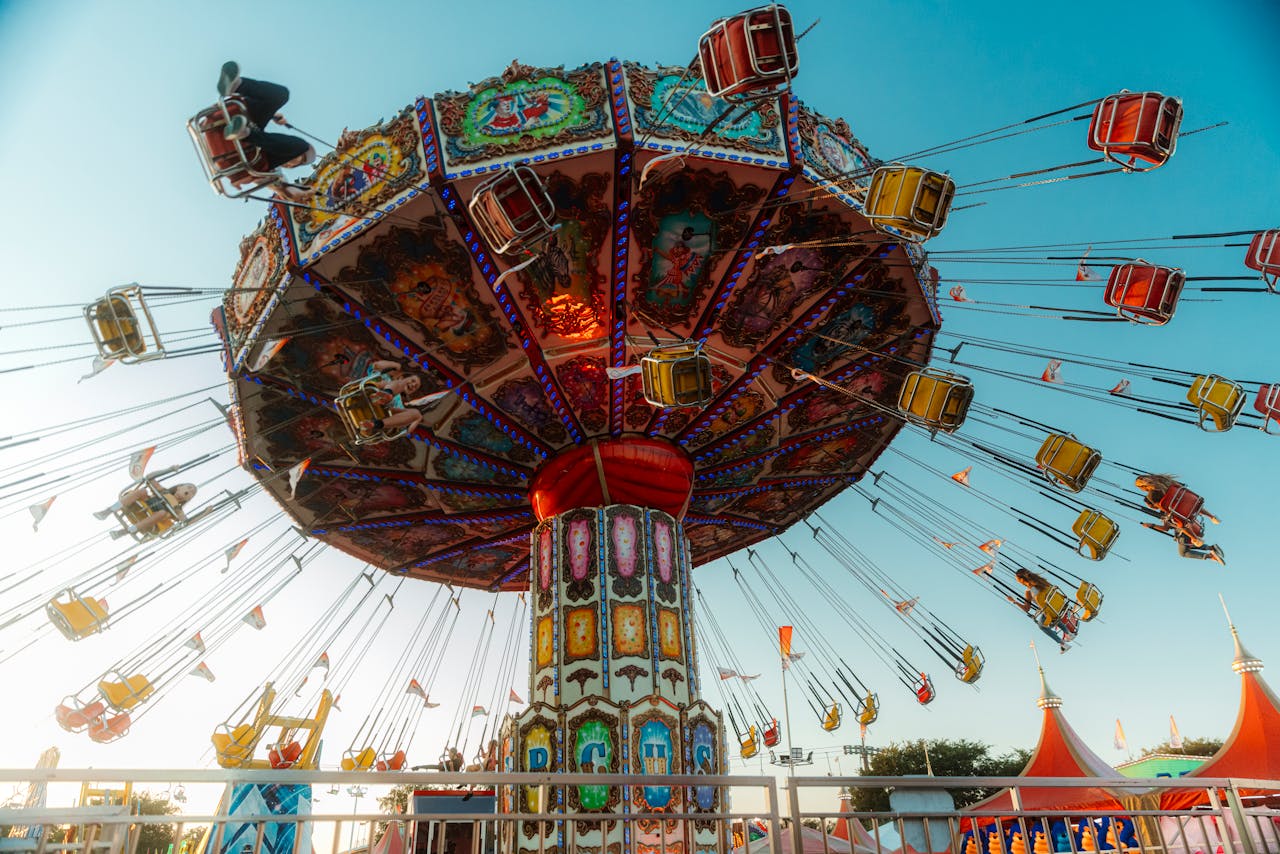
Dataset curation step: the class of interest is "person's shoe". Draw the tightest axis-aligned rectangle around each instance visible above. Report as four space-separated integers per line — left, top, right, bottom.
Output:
93 508 112 520
1210 545 1226 565
224 115 251 141
1059 643 1072 654
217 61 241 97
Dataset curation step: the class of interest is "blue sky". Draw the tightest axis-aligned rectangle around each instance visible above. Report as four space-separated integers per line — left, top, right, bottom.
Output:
0 0 1277 793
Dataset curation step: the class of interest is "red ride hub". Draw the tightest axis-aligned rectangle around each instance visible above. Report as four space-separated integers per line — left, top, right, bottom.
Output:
528 436 694 521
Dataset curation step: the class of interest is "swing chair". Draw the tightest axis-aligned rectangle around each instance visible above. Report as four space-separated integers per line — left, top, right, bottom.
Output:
955 645 984 684
1103 261 1185 325
212 684 333 770
376 749 408 772
1157 485 1207 543
1256 383 1280 434
1071 509 1120 561
341 746 377 771
186 97 282 198
855 693 879 726
212 722 260 768
641 340 714 408
335 374 411 445
1030 585 1070 630
821 701 841 732
761 718 780 747
897 368 974 432
1187 374 1245 432
1087 91 1183 172
1035 433 1101 492
739 726 759 759
1075 581 1104 622
1245 229 1280 292
468 165 557 256
109 476 189 543
913 673 935 705
55 696 108 733
86 713 133 744
84 285 166 364
267 738 304 770
97 672 155 713
46 590 110 640
864 164 956 241
697 4 798 102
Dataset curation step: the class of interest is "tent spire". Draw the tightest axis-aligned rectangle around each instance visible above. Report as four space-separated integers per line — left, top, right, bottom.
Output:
1220 594 1263 674
1031 641 1062 710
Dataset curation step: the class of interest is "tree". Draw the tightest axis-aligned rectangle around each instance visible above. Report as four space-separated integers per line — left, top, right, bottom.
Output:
134 792 179 854
1141 737 1223 757
179 826 207 854
847 739 1032 814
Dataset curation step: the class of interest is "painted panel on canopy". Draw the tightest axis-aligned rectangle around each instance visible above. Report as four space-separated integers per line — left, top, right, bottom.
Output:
293 475 431 521
336 524 468 565
684 388 769 449
410 542 525 578
434 61 612 172
508 169 611 347
245 388 424 471
785 371 892 433
696 457 767 490
684 521 748 557
288 109 427 261
695 423 776 469
553 354 609 436
330 216 513 374
625 65 786 157
225 219 288 346
629 167 766 331
479 376 568 446
435 489 527 514
442 410 538 466
797 107 874 191
719 204 878 350
766 430 867 476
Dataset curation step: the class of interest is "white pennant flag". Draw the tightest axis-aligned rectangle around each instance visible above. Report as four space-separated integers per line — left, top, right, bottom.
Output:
223 538 249 573
948 284 972 303
189 662 215 682
287 458 312 499
243 605 266 630
978 539 1003 555
509 688 523 704
1169 715 1184 750
605 364 643 380
249 337 291 373
404 388 453 407
185 632 205 653
29 497 56 532
716 667 739 680
1040 359 1064 384
113 555 139 583
781 651 806 671
406 678 426 699
739 673 761 681
313 651 330 674
78 357 116 383
127 446 156 480
1109 379 1131 395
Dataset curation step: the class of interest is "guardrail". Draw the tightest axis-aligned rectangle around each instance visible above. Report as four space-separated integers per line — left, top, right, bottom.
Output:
0 770 1275 854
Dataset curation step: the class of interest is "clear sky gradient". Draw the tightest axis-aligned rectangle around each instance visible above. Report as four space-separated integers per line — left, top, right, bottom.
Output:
0 0 1277 800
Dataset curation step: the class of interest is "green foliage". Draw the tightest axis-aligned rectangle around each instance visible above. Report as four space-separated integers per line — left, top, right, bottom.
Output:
1140 737 1223 757
846 739 1032 814
134 792 180 854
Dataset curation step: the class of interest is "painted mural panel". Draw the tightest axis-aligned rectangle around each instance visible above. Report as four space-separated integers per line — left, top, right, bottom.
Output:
225 222 287 344
564 607 598 661
797 108 874 190
569 711 619 812
554 355 608 434
627 66 785 156
559 509 597 602
610 602 647 659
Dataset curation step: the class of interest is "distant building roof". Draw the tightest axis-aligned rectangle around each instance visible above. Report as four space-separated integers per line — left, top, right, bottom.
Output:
1114 754 1209 779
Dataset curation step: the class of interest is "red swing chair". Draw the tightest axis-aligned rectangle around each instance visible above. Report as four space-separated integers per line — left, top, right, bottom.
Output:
1103 261 1185 325
1157 485 1206 544
1087 90 1183 171
698 5 799 101
1245 230 1280 292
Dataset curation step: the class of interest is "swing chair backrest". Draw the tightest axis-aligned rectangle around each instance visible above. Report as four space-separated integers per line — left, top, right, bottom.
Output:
864 165 956 242
1246 230 1280 290
641 341 714 408
115 478 184 542
1157 485 1205 541
186 97 278 199
336 374 409 445
897 368 974 432
1187 374 1245 432
1087 91 1183 170
1071 509 1119 560
1033 585 1069 628
212 722 260 768
762 719 780 747
97 672 155 712
822 702 841 731
46 591 110 640
87 712 132 744
914 674 935 705
739 726 759 759
341 746 377 771
468 165 557 256
83 285 166 364
1075 581 1104 622
55 697 108 733
268 740 304 769
956 645 984 684
1036 434 1101 492
1256 383 1280 433
856 693 879 726
698 4 798 101
1103 262 1185 325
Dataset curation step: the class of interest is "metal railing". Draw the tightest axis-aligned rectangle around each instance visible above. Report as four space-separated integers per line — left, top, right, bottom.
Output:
0 769 1276 854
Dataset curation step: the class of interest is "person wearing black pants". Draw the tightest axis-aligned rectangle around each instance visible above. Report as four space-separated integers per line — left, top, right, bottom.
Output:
218 62 314 192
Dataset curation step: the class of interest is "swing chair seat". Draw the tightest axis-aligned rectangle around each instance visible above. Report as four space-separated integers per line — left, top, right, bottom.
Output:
55 697 108 733
335 375 409 445
697 4 798 101
376 749 407 772
956 645 984 684
1072 509 1119 560
1075 581 1104 622
111 477 185 542
856 693 879 726
1087 91 1183 171
186 97 280 198
87 712 132 744
864 165 956 241
1246 230 1280 291
739 726 759 759
46 591 110 640
1256 383 1280 433
1035 433 1100 492
1033 585 1070 629
913 674 936 706
1103 261 1185 325
640 342 714 408
468 165 557 256
212 723 260 767
761 719 780 747
821 702 841 732
1187 374 1245 432
897 368 974 432
1157 485 1206 542
83 283 169 364
98 673 155 712
268 740 303 769
341 746 377 772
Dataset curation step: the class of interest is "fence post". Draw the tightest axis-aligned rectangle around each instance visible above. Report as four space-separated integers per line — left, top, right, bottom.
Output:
786 779 804 854
1223 782 1257 854
762 779 783 854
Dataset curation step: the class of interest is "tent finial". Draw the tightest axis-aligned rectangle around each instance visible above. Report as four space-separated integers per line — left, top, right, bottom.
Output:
1220 594 1263 674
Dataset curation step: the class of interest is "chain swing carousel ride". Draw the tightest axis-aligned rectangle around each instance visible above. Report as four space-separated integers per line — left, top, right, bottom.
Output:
2 4 1278 853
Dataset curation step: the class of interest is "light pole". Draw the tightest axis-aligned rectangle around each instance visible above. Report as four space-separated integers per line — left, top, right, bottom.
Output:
346 785 368 853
